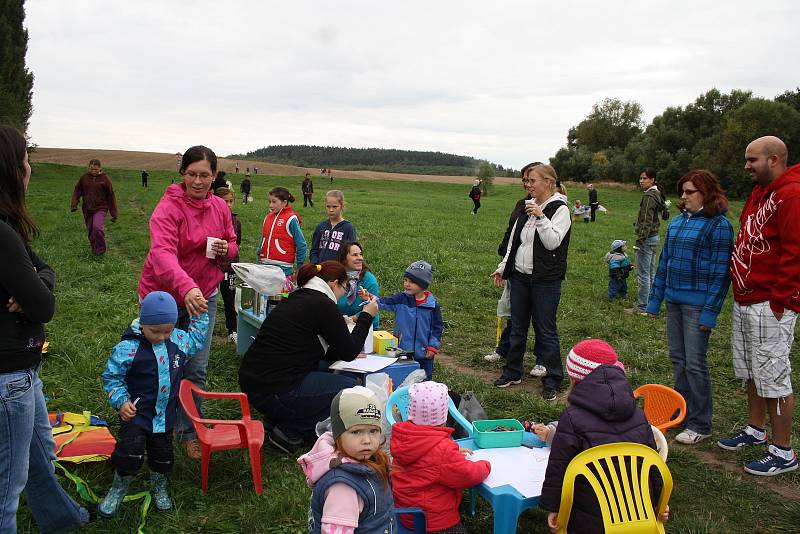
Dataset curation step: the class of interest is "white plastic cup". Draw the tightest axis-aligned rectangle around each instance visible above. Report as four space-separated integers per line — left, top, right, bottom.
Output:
206 237 218 259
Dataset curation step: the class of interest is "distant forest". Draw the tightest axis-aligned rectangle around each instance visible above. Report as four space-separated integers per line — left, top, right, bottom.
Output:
228 145 518 177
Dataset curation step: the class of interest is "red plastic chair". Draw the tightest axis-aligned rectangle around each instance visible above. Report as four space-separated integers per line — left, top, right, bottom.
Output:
633 384 687 432
178 380 265 494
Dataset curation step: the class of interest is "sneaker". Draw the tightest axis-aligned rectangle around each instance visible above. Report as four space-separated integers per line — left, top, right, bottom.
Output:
494 376 522 388
623 307 648 316
744 445 799 476
484 351 503 362
541 388 557 402
717 427 768 450
675 428 712 445
228 332 238 344
529 365 547 377
183 439 202 460
268 425 304 454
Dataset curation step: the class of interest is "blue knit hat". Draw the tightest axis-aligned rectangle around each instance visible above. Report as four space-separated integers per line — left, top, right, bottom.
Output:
140 291 178 325
404 260 433 290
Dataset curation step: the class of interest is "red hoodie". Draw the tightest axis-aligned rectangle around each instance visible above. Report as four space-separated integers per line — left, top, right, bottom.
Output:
390 421 490 531
730 163 800 315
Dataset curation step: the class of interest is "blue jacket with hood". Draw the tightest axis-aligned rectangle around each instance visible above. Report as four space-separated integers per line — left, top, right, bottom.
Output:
378 291 443 360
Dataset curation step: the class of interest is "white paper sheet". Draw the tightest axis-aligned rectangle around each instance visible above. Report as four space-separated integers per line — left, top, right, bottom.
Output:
468 446 550 498
328 354 398 373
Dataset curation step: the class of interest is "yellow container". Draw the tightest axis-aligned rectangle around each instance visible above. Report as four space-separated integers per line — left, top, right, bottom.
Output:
373 331 398 355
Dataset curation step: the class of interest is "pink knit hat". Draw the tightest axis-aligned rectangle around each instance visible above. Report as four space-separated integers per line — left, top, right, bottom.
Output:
566 339 625 382
408 382 449 426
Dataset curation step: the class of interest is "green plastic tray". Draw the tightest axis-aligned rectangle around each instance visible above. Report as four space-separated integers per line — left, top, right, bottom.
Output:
472 419 524 448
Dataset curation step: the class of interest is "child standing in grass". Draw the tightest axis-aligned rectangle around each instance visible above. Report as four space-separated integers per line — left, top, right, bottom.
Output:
391 381 491 533
99 292 209 518
310 190 357 263
214 187 242 343
258 187 306 276
298 386 394 534
378 260 443 380
537 339 668 533
604 239 632 301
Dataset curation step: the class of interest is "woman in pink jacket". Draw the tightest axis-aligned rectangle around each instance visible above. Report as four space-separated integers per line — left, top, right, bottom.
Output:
138 145 238 459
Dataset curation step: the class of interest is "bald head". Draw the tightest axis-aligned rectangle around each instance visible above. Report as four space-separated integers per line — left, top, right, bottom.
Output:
745 135 789 185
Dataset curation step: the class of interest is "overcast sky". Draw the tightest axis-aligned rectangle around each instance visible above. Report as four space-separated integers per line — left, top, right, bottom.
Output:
24 0 800 169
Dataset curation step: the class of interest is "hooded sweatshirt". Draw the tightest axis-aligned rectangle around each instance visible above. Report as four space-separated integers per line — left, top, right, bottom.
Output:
298 432 394 534
730 163 800 315
539 365 661 534
138 183 239 306
70 172 118 217
390 422 491 531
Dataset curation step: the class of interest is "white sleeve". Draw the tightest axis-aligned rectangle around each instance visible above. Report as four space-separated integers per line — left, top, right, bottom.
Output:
535 205 571 250
495 220 519 275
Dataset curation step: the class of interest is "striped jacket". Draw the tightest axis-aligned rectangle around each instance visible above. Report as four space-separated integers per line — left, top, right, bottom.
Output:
645 210 734 328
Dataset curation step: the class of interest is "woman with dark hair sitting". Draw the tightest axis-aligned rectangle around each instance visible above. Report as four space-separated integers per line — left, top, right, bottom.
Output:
238 261 379 453
646 169 734 445
337 241 381 328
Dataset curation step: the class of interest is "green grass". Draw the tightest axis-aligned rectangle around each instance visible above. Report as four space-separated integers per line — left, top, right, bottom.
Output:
15 163 800 533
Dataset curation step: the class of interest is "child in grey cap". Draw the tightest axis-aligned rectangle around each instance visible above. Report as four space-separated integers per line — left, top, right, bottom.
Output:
604 240 632 301
377 260 443 380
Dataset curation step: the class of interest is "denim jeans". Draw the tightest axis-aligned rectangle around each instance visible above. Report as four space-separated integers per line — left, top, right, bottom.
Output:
175 292 218 442
666 303 713 434
608 278 628 300
635 234 659 310
503 271 564 390
495 317 513 357
246 371 357 440
0 367 88 533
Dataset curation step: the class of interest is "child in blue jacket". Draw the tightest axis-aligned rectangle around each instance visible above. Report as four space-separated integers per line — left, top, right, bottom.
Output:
378 260 443 380
99 291 209 518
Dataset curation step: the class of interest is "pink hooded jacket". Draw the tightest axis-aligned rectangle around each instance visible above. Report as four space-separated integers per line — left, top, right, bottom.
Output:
138 184 239 307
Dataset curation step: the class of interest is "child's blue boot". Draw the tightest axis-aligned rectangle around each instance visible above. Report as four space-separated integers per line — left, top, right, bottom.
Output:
98 472 133 518
150 472 173 511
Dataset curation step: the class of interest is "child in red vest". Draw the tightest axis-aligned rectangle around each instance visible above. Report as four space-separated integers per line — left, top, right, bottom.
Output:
390 381 490 533
258 187 307 276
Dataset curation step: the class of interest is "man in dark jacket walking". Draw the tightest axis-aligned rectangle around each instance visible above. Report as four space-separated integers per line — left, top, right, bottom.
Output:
70 159 118 256
587 183 598 222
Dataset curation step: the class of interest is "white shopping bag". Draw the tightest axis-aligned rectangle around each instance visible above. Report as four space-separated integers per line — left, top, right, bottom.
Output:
231 263 285 296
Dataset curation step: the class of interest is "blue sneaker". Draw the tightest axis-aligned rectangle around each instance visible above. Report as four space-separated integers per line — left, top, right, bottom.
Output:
744 445 799 476
717 427 768 450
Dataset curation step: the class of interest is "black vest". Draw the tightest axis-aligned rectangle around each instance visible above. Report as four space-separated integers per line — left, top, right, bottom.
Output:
502 200 571 281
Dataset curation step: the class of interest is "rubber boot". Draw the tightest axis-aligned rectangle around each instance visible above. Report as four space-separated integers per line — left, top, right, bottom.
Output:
98 472 133 518
150 472 173 511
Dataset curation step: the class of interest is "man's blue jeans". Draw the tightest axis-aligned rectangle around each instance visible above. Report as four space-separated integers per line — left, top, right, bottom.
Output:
503 271 564 390
0 367 88 533
666 303 713 434
636 235 659 310
175 292 218 442
247 372 357 439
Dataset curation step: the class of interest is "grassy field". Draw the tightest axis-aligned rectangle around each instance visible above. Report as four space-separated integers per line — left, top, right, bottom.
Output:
15 162 800 533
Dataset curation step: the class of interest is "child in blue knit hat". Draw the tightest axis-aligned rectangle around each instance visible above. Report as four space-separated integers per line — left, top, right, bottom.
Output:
99 291 210 518
377 260 443 380
604 239 633 301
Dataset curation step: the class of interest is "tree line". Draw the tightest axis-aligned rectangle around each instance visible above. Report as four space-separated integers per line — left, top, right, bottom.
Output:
0 0 34 131
550 89 800 197
228 145 518 177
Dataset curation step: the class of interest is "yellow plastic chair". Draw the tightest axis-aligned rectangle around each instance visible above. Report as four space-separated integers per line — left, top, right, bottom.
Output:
556 442 672 534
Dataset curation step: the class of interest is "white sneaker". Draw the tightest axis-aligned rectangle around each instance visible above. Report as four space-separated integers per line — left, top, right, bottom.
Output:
675 428 711 445
529 364 547 377
484 351 503 362
228 332 238 344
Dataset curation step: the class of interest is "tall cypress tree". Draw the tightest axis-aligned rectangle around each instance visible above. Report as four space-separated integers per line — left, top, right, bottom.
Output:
0 0 34 131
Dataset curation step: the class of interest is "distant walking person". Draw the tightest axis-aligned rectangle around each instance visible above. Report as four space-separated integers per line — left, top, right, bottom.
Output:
628 167 665 314
587 183 598 221
240 174 252 204
70 159 118 256
141 170 149 188
235 163 239 173
469 179 482 215
718 136 800 476
302 173 315 207
328 168 333 183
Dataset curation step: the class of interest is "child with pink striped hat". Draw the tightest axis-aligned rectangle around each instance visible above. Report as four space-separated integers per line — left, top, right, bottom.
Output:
533 339 669 532
390 382 491 533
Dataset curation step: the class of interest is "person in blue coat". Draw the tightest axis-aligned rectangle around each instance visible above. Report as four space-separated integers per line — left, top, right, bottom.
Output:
378 260 443 380
337 241 381 328
99 292 209 517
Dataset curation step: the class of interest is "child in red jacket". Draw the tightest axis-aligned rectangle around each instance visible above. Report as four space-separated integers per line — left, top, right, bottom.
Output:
390 382 490 533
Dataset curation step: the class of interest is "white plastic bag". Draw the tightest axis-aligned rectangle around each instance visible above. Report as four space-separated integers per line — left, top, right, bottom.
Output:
231 263 286 296
365 373 393 447
497 284 511 317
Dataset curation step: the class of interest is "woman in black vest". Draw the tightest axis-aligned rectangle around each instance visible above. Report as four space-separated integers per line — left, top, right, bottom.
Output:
491 164 571 400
